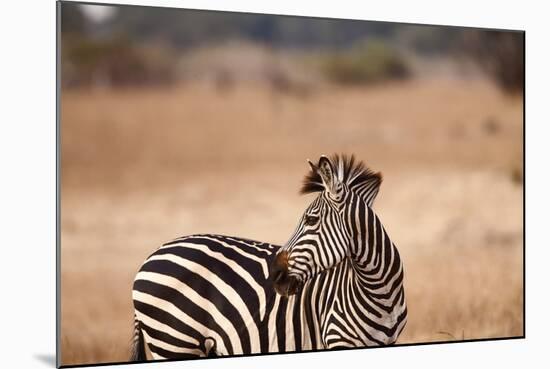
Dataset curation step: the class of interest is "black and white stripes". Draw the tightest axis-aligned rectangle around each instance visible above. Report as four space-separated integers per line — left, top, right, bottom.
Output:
130 154 407 360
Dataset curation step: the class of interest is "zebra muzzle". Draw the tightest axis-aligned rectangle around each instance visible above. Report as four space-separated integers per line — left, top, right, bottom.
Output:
270 251 302 297
276 275 301 297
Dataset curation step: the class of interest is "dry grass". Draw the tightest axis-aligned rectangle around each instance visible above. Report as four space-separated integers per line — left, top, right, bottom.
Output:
60 78 523 366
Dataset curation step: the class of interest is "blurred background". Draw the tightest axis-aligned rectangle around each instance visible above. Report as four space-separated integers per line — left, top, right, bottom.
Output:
60 2 524 366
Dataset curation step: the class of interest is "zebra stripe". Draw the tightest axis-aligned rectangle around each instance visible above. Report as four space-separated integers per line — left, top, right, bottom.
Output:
130 154 407 360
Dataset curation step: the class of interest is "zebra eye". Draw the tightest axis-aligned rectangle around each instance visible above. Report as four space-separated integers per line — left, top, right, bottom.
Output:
304 215 319 226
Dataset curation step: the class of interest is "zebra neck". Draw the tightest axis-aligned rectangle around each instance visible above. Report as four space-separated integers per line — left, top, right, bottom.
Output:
349 208 404 298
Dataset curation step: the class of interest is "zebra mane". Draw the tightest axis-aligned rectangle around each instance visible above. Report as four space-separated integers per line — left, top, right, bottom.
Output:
300 154 382 196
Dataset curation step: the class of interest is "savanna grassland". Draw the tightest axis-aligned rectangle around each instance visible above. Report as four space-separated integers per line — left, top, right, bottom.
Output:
60 78 523 365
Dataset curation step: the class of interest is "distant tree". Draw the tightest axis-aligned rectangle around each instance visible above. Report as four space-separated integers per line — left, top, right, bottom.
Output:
60 3 88 35
395 25 462 55
322 40 411 85
100 6 399 49
461 30 524 94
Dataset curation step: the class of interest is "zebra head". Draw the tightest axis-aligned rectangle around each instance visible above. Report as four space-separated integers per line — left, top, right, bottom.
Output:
270 154 382 297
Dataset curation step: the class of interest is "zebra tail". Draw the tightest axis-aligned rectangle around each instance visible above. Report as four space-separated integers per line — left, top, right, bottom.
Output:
130 314 147 362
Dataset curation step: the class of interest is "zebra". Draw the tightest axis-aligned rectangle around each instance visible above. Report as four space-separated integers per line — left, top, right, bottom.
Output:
130 154 407 361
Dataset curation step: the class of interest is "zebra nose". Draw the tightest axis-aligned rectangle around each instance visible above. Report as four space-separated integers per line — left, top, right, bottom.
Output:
270 250 289 283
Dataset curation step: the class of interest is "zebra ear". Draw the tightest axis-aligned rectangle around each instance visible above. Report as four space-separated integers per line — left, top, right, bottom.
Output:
309 156 339 196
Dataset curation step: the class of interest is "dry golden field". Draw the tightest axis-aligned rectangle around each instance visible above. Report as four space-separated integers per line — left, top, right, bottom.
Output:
60 79 523 366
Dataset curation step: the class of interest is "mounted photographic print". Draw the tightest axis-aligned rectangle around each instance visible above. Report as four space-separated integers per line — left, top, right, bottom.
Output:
57 1 524 367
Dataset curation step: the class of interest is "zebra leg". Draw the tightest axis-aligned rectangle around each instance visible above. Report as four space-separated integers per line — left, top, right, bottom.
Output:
130 315 147 361
204 337 218 357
